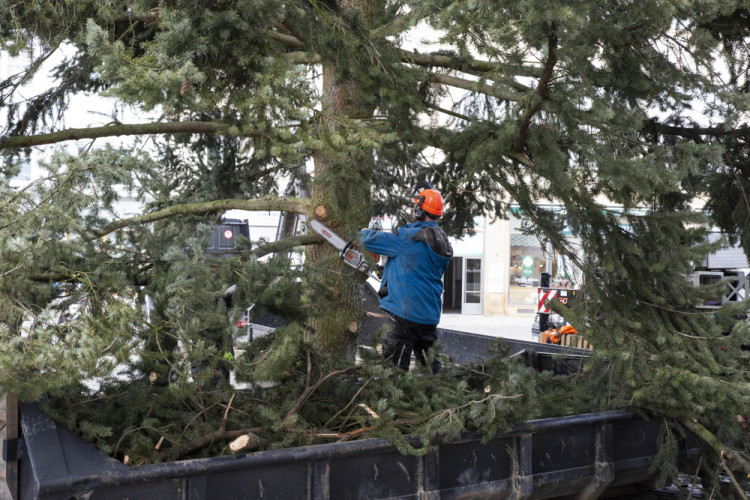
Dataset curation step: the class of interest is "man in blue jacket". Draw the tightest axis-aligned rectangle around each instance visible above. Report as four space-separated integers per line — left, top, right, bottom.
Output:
359 184 453 372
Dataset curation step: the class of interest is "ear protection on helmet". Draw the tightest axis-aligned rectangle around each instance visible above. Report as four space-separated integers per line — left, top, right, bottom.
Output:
412 188 444 220
414 195 427 221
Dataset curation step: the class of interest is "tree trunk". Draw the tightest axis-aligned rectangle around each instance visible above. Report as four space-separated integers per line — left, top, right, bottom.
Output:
307 0 382 355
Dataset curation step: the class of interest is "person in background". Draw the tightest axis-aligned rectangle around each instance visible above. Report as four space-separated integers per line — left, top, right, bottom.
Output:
359 182 453 372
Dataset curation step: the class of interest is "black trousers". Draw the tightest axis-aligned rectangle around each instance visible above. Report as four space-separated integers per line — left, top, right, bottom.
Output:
382 313 442 373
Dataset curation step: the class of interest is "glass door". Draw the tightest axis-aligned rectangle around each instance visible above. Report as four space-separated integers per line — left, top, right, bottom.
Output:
462 258 483 314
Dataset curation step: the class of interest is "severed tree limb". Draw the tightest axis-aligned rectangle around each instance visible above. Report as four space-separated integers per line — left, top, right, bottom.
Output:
251 234 322 259
93 197 310 237
0 121 266 150
155 393 267 461
154 427 265 461
317 418 411 442
720 456 749 500
682 418 750 476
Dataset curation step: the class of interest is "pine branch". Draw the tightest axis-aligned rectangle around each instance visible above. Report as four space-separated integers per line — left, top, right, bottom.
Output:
372 10 428 38
425 103 475 122
427 72 524 102
267 29 306 49
265 25 539 83
284 51 322 64
513 27 558 153
93 197 310 237
323 376 374 429
720 456 749 500
645 119 750 142
422 126 536 169
0 121 265 150
403 49 539 81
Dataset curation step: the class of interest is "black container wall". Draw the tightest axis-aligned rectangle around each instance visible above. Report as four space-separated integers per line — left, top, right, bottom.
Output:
17 401 669 500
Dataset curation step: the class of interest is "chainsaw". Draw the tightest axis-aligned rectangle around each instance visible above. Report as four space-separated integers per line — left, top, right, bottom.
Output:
308 220 382 281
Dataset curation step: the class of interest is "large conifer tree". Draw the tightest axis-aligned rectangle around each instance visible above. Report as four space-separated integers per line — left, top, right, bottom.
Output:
1 0 748 485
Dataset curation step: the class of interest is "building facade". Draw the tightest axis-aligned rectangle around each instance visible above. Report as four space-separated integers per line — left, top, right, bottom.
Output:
445 210 580 318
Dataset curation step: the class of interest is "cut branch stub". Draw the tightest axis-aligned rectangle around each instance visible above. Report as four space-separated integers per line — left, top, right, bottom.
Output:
228 433 268 453
314 204 329 220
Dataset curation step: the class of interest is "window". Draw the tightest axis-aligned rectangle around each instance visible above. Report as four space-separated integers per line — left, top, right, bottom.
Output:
507 209 578 305
509 234 546 305
464 258 481 304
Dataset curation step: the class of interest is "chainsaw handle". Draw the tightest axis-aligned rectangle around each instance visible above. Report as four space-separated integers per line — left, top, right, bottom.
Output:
341 240 356 259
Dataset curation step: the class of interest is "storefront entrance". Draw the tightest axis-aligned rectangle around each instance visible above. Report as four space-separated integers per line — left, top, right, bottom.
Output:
443 257 483 315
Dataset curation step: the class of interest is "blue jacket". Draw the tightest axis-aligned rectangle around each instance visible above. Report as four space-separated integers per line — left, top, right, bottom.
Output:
360 221 453 325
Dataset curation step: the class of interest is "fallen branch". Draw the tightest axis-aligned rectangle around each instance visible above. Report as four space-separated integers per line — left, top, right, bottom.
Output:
285 354 361 421
155 427 265 461
229 433 268 453
682 418 750 476
720 455 749 500
323 377 374 429
313 418 412 441
155 393 266 460
313 427 371 439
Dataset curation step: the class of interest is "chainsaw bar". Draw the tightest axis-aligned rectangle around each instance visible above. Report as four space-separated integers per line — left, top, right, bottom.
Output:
308 220 381 281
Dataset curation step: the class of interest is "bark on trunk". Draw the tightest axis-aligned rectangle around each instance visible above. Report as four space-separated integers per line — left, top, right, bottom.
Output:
307 0 382 355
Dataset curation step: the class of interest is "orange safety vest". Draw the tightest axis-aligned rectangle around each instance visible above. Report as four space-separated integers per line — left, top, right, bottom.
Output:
541 325 577 344
541 328 561 344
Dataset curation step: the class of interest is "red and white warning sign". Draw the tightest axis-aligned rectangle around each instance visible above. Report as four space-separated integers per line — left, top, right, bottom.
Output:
223 230 234 239
537 288 572 313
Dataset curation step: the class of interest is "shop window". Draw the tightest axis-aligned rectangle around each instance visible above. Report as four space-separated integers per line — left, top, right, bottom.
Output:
509 234 546 305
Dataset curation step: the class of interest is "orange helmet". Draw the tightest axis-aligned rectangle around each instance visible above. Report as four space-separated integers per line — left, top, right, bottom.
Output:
413 189 444 218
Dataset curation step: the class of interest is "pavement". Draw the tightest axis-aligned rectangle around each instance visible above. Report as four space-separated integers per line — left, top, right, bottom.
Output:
438 313 534 342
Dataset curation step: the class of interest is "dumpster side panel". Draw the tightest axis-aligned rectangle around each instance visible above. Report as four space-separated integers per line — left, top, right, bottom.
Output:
437 437 514 490
532 425 596 474
329 451 421 499
612 417 660 463
87 480 185 500
194 463 310 500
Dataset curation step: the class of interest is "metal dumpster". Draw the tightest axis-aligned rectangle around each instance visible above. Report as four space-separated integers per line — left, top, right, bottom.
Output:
14 402 669 500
